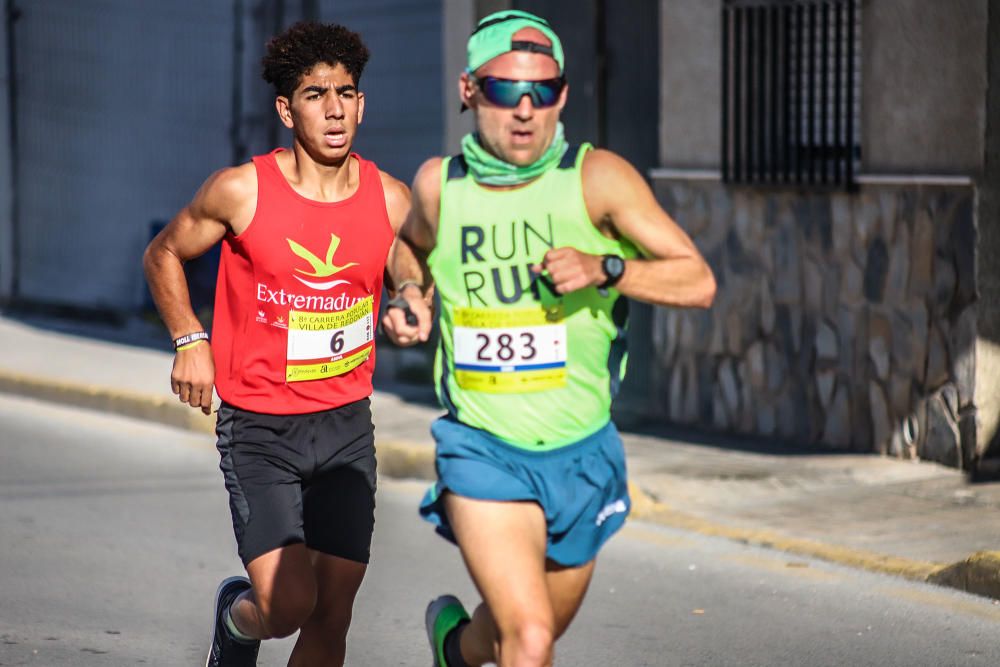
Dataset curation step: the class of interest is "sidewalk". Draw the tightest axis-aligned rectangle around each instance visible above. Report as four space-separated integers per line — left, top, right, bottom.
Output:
1 314 999 599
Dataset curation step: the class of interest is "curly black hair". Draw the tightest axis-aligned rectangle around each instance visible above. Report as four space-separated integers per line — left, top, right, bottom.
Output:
261 21 370 98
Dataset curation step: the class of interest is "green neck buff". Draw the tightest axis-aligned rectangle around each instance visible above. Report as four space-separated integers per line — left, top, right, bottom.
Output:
461 123 568 186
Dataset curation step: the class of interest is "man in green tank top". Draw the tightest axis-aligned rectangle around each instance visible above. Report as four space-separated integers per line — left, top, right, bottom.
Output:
383 10 716 667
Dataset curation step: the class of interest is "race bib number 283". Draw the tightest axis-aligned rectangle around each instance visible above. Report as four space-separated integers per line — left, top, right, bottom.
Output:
452 306 567 393
285 296 374 382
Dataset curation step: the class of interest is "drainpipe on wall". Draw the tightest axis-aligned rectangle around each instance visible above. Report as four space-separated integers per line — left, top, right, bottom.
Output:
4 0 19 304
230 0 246 166
266 0 286 150
443 0 475 153
594 0 607 148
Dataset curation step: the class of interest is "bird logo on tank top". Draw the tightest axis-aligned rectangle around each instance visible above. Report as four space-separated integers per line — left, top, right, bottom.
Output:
286 233 359 291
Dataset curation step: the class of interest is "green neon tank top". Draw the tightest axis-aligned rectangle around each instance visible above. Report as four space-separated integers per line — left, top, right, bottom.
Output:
428 144 638 449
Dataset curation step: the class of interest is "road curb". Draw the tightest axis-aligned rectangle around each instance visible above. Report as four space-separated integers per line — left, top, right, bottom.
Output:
630 483 999 600
0 368 442 478
376 439 437 480
0 370 216 434
2 369 998 601
927 551 1000 599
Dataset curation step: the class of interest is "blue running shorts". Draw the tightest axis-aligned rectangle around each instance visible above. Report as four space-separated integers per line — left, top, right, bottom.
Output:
419 417 631 567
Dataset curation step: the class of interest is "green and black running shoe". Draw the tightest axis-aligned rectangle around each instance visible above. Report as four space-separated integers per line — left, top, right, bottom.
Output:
425 594 470 667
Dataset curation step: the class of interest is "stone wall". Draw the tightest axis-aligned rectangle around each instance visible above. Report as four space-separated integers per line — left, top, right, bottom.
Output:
653 179 977 468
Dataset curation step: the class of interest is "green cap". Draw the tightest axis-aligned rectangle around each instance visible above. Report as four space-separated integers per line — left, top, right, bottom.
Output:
466 10 564 74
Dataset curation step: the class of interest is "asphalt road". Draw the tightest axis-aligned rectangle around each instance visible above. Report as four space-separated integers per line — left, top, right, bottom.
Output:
2 394 999 666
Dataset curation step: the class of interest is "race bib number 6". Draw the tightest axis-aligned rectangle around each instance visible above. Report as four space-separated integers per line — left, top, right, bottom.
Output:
286 296 374 382
453 306 567 393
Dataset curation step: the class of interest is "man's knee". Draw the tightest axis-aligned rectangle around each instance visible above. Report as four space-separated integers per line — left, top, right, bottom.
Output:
256 580 317 638
304 553 367 636
304 599 353 640
501 618 554 664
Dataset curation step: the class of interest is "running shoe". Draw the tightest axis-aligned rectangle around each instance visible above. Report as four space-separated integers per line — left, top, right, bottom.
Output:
205 576 260 667
425 594 470 667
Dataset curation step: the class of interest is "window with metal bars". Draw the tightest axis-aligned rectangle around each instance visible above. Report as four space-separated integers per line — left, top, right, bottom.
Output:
721 0 861 188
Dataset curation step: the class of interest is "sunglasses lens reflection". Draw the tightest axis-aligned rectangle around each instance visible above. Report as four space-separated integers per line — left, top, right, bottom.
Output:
480 77 563 108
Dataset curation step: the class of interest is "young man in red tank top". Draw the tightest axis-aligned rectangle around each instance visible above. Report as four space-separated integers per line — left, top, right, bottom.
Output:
143 22 410 667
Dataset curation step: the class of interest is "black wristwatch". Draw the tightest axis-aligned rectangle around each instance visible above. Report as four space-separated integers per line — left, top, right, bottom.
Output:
598 254 626 289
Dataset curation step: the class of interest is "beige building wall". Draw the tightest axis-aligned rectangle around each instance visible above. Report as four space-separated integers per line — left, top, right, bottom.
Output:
659 0 721 168
862 0 988 174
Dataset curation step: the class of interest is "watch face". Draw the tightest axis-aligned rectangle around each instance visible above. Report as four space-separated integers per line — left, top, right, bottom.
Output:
605 255 625 278
600 255 625 290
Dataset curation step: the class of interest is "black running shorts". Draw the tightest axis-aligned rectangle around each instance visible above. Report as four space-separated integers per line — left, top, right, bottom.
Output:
214 397 377 566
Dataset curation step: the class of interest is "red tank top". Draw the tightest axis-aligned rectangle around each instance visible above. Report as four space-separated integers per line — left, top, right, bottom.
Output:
212 149 394 414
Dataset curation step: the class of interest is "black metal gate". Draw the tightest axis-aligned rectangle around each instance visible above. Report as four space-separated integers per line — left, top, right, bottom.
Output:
721 0 861 188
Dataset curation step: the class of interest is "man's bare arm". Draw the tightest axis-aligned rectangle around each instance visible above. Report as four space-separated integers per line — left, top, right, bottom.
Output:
144 164 256 337
392 157 440 291
540 149 716 308
382 157 442 345
142 164 256 412
378 169 414 296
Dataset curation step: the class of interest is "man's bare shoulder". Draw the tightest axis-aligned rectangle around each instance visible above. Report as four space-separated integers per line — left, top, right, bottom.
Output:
192 163 255 211
378 170 412 233
401 157 445 242
579 148 666 234
190 162 258 230
201 162 256 207
412 157 444 198
582 148 649 204
581 148 641 187
378 169 411 201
